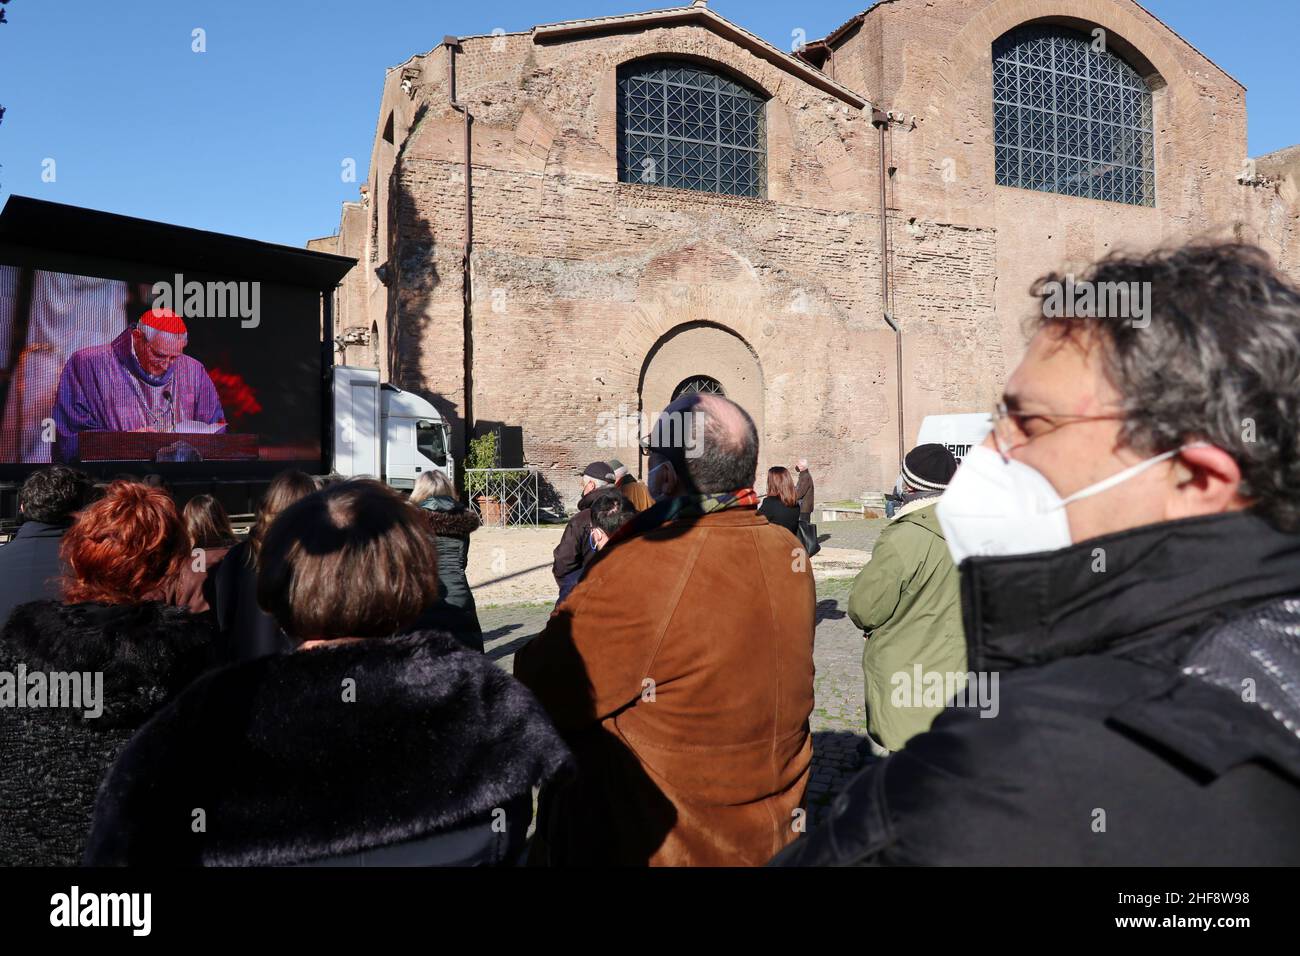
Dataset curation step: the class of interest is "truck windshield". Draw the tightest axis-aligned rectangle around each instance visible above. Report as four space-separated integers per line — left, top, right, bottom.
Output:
416 421 447 463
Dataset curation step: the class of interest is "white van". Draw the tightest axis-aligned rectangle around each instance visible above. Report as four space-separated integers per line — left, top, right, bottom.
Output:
915 412 994 465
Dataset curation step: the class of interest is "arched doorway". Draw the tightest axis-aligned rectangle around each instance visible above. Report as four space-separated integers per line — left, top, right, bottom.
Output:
638 322 763 475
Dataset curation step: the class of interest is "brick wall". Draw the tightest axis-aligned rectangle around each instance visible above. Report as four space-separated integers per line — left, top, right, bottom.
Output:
321 0 1298 507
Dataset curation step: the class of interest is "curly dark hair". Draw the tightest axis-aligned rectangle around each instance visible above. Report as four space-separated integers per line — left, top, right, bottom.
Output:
19 465 93 525
589 487 633 537
1028 241 1300 532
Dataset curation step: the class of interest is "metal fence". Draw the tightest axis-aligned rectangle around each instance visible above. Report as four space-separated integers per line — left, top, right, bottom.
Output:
464 468 540 528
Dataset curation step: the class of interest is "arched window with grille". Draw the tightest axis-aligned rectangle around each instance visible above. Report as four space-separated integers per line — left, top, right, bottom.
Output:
672 375 726 400
618 59 767 198
993 25 1154 206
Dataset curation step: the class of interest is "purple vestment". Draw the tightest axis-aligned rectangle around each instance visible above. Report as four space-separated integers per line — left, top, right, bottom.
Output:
53 329 226 462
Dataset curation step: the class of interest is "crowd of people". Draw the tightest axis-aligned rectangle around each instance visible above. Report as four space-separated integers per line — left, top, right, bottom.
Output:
0 240 1299 866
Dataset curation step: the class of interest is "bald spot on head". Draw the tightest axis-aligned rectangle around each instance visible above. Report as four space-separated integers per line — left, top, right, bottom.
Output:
660 393 759 494
671 392 744 450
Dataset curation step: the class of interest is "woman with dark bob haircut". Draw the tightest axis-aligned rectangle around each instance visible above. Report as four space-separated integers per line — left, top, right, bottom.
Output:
86 479 572 867
0 481 216 865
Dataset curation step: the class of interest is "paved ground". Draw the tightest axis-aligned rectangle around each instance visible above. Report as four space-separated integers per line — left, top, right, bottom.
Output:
469 516 885 605
816 517 888 554
480 549 879 828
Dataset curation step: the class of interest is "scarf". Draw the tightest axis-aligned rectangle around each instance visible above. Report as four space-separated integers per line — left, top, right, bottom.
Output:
112 327 176 389
612 487 759 546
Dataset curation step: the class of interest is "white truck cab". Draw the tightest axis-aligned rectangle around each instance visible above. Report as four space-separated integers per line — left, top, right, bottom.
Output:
332 366 453 489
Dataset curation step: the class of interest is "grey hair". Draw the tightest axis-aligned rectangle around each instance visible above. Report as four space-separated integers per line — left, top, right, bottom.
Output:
138 323 187 347
411 470 456 504
1028 241 1300 532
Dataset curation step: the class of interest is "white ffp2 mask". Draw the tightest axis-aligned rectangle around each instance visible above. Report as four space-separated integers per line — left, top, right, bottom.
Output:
936 443 1203 565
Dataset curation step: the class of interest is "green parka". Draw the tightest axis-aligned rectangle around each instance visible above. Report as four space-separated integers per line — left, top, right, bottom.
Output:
848 498 966 751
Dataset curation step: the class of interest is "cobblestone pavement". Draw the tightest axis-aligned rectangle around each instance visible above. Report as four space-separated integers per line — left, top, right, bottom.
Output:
806 576 872 827
480 569 872 831
816 517 888 554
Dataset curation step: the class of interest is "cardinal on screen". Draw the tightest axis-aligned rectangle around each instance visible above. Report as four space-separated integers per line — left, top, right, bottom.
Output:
51 308 227 462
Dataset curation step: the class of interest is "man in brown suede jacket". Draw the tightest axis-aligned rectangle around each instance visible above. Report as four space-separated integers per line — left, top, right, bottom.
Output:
515 394 815 866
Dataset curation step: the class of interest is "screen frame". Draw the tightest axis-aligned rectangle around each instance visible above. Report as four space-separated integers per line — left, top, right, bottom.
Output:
0 240 333 484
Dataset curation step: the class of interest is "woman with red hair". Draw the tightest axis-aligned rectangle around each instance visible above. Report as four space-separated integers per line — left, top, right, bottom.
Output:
0 479 216 865
63 480 191 603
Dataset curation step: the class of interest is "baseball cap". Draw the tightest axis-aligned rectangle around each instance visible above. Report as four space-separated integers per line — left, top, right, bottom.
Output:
580 461 615 483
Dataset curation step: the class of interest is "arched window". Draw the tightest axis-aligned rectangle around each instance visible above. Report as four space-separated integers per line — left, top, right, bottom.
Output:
618 59 767 198
672 375 726 399
993 25 1154 206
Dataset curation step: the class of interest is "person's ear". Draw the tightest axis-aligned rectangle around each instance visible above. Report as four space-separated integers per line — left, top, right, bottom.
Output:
662 462 679 494
1165 444 1249 521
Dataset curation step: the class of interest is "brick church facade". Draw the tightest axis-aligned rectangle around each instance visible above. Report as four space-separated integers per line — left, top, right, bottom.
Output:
312 0 1300 506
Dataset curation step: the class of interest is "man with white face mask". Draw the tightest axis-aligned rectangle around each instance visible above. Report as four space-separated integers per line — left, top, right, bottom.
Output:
774 241 1300 866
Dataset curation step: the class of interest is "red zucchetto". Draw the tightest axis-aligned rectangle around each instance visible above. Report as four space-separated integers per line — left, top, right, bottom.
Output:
139 308 188 336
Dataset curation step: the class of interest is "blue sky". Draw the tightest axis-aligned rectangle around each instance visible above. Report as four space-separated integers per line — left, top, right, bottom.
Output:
0 0 1295 247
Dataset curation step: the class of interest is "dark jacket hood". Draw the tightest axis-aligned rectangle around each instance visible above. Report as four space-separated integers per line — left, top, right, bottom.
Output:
86 629 573 866
960 511 1300 674
422 502 481 536
0 600 216 728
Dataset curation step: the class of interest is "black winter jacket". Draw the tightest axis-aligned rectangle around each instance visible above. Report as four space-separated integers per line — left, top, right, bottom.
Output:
552 487 604 587
211 540 293 663
415 497 482 651
85 630 573 866
0 600 215 865
0 521 68 628
772 511 1300 865
758 497 801 537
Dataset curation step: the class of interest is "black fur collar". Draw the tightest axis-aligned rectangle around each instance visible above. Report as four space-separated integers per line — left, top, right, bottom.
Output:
423 508 481 536
87 630 573 866
0 600 216 728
